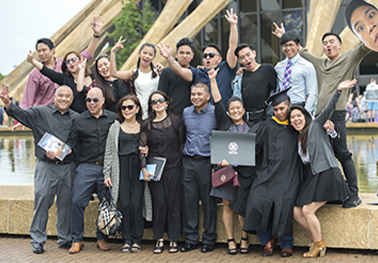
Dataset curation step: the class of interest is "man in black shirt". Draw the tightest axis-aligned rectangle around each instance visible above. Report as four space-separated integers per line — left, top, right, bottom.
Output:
158 37 194 115
66 87 116 254
1 84 78 254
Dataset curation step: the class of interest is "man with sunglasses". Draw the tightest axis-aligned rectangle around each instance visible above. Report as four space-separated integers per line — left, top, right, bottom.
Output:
157 9 238 109
0 84 78 254
15 16 103 130
158 37 194 115
66 87 116 254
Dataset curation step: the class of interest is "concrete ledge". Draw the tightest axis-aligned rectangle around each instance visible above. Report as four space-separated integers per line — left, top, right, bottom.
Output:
0 185 377 249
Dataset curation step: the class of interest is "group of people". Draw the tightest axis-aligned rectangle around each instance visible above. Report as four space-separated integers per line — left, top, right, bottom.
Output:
0 0 372 258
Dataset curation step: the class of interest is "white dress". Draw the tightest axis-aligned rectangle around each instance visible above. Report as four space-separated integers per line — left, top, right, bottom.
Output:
134 69 159 119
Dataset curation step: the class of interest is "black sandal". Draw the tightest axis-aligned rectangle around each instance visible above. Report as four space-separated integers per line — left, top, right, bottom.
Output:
240 236 250 254
227 238 237 255
131 243 141 253
121 243 131 253
153 239 164 254
169 240 178 253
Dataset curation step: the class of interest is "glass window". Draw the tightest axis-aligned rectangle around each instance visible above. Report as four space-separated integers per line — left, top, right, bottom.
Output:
221 16 230 59
260 12 281 65
283 0 303 9
204 18 219 46
282 10 304 36
240 14 258 51
260 0 280 12
192 31 203 67
360 52 378 75
331 5 347 35
240 0 257 13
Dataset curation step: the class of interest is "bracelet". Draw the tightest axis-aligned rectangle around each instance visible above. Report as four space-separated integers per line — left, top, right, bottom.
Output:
93 34 100 38
337 88 342 93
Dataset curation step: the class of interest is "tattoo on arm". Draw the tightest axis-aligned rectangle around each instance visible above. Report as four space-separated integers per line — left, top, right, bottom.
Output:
170 58 180 69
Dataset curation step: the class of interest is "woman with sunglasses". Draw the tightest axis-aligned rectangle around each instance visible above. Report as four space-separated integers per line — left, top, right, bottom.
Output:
27 50 92 113
89 54 133 112
140 90 185 254
103 94 146 253
207 68 253 255
110 37 162 119
288 80 355 258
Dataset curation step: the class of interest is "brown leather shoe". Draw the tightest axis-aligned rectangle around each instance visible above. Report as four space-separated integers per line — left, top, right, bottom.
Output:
261 236 277 257
96 239 111 251
68 241 84 254
281 248 293 257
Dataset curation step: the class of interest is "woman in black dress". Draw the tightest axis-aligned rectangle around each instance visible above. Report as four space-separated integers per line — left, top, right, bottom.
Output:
140 90 185 254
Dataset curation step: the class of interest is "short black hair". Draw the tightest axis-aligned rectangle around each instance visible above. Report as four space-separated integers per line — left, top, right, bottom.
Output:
321 32 342 44
176 37 194 52
280 30 301 46
234 44 254 57
191 82 209 93
228 96 244 107
202 44 222 55
35 38 55 50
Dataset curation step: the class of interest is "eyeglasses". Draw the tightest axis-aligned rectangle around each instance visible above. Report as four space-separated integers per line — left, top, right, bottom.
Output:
283 43 297 48
150 98 166 105
202 53 219 59
86 97 99 103
121 105 137 111
64 57 79 65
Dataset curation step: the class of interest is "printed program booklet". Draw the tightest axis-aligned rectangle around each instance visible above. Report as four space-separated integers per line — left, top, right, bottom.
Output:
37 132 71 161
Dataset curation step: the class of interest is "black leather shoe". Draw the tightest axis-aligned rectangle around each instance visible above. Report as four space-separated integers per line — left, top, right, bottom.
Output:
343 195 362 208
58 242 72 249
33 245 44 254
180 242 198 252
201 244 214 253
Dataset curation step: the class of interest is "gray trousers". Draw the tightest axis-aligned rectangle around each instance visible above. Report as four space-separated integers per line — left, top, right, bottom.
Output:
30 159 75 248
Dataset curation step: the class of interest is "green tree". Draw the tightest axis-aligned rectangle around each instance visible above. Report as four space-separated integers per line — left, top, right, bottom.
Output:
0 73 5 81
108 0 155 69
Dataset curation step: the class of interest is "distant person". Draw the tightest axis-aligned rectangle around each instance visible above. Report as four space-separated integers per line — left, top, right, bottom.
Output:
158 37 195 115
365 78 378 123
347 90 364 122
0 84 78 254
0 105 3 126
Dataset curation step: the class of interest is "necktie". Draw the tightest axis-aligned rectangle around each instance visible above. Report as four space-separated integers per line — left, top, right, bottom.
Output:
281 60 291 91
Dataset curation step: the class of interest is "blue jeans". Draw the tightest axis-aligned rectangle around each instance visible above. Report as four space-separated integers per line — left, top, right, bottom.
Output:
256 230 293 249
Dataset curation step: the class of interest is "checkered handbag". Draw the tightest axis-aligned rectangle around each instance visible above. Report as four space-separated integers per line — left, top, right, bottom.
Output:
97 196 123 236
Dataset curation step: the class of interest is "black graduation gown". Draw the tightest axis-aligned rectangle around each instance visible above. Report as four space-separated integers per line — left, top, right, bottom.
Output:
243 118 301 237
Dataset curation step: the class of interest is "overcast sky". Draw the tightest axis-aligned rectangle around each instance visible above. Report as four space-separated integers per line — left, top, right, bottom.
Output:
0 0 92 75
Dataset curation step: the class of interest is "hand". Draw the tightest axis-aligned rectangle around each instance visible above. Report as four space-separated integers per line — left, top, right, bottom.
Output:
111 36 127 53
272 22 285 38
0 84 10 108
323 120 334 132
225 8 238 26
12 122 25 132
156 42 171 59
104 177 113 188
155 63 164 73
77 58 87 71
45 150 57 160
236 67 246 75
218 159 229 167
338 79 357 91
197 65 205 69
92 15 103 35
139 146 149 157
207 68 219 80
143 170 154 182
27 50 34 63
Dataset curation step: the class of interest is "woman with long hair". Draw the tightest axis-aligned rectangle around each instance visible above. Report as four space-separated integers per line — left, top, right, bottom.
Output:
103 94 146 253
110 37 161 118
289 80 355 258
27 50 92 113
140 90 185 254
89 54 133 112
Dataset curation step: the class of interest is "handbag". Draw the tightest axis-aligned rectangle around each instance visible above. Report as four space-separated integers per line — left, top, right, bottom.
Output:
212 166 240 188
97 192 123 236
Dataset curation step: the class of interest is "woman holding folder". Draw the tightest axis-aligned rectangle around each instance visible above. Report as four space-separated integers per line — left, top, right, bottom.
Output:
140 90 185 254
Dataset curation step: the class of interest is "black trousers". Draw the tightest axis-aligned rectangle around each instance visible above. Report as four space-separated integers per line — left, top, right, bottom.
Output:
149 167 182 240
182 156 217 245
330 111 359 195
119 155 144 244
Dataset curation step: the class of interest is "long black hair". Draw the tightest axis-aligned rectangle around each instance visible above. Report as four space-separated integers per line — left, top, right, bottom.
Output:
131 43 157 85
94 54 115 102
288 105 312 155
145 90 177 122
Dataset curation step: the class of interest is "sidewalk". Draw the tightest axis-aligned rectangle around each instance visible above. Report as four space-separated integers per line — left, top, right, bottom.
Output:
1 235 377 263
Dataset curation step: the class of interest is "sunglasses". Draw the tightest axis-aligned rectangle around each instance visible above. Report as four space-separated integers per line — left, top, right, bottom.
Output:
86 97 100 103
150 98 166 105
65 57 79 65
202 53 219 59
121 105 137 111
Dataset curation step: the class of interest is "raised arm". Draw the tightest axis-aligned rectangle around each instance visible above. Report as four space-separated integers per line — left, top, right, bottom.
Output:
86 15 103 57
225 9 238 69
208 68 221 103
156 42 193 82
27 50 43 71
272 22 286 39
109 36 133 80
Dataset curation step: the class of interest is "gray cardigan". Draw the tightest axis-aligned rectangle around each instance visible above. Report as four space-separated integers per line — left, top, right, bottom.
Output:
103 120 152 221
307 90 341 175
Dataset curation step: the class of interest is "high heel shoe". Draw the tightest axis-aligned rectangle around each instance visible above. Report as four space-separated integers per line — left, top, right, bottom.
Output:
240 237 250 254
227 238 237 255
303 239 326 258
